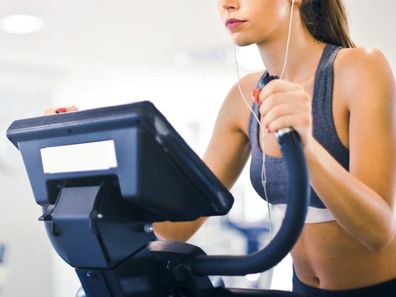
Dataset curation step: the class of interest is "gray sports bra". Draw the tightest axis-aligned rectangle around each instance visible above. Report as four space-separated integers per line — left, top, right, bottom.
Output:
248 44 349 223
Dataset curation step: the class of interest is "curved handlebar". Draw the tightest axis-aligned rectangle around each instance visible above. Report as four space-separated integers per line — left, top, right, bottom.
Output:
193 130 309 276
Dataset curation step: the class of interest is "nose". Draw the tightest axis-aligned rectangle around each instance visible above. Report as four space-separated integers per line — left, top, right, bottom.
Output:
219 0 240 11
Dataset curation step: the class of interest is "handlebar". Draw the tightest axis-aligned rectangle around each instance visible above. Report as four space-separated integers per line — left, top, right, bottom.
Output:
193 130 309 275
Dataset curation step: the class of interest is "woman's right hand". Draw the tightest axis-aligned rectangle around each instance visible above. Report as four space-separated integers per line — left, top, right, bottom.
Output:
44 106 78 115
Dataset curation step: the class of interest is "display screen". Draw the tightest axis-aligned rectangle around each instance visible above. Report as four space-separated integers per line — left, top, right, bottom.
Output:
40 140 118 173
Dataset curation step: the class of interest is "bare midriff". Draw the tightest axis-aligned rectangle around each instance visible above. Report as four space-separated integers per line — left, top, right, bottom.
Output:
291 222 396 290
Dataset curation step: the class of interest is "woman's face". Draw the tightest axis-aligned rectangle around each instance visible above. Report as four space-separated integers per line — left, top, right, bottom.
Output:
217 0 292 46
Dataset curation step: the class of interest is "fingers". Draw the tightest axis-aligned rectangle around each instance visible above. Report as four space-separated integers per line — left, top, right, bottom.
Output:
252 80 302 107
251 79 311 138
44 105 78 115
259 79 302 103
260 89 309 112
263 108 311 133
62 105 78 112
252 88 261 105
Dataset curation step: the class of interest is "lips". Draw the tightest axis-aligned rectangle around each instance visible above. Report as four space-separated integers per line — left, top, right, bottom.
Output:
225 18 246 30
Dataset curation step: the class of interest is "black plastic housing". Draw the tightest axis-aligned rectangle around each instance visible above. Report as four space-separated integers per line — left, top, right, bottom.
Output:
7 101 234 222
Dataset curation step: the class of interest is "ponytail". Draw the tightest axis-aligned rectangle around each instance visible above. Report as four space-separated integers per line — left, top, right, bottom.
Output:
300 0 356 48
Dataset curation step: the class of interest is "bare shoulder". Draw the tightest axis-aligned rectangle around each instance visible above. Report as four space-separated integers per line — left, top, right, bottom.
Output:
335 47 395 107
336 47 392 72
220 71 264 136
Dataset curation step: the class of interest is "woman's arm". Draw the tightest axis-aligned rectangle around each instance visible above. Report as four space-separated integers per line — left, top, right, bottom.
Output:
304 48 396 252
153 75 257 241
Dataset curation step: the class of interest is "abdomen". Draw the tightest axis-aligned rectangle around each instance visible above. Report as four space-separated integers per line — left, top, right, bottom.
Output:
291 221 396 290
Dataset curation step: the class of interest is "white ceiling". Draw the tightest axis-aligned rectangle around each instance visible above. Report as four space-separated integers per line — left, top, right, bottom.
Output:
0 0 228 71
0 0 393 73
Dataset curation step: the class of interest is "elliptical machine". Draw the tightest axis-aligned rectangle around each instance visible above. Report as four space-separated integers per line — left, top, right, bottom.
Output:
7 101 309 297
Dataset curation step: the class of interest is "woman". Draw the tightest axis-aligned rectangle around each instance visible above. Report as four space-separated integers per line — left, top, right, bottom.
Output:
153 0 396 296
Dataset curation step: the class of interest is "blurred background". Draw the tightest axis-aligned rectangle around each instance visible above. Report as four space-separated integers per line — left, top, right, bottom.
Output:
0 0 394 296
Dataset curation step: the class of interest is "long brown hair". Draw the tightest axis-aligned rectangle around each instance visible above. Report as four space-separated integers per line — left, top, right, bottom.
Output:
300 0 356 48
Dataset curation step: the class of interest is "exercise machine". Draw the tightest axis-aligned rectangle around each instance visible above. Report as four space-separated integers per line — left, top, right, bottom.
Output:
7 101 309 297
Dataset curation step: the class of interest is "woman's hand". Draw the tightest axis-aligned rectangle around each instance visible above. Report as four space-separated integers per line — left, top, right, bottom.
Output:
253 79 313 148
44 106 78 115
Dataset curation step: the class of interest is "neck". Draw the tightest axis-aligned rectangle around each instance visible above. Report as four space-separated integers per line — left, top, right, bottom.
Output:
257 14 326 83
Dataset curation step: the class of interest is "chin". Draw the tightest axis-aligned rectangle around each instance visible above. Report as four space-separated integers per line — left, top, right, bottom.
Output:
232 36 254 47
235 41 253 47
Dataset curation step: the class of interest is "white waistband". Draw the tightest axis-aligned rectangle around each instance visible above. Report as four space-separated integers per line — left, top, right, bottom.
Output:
270 204 335 224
